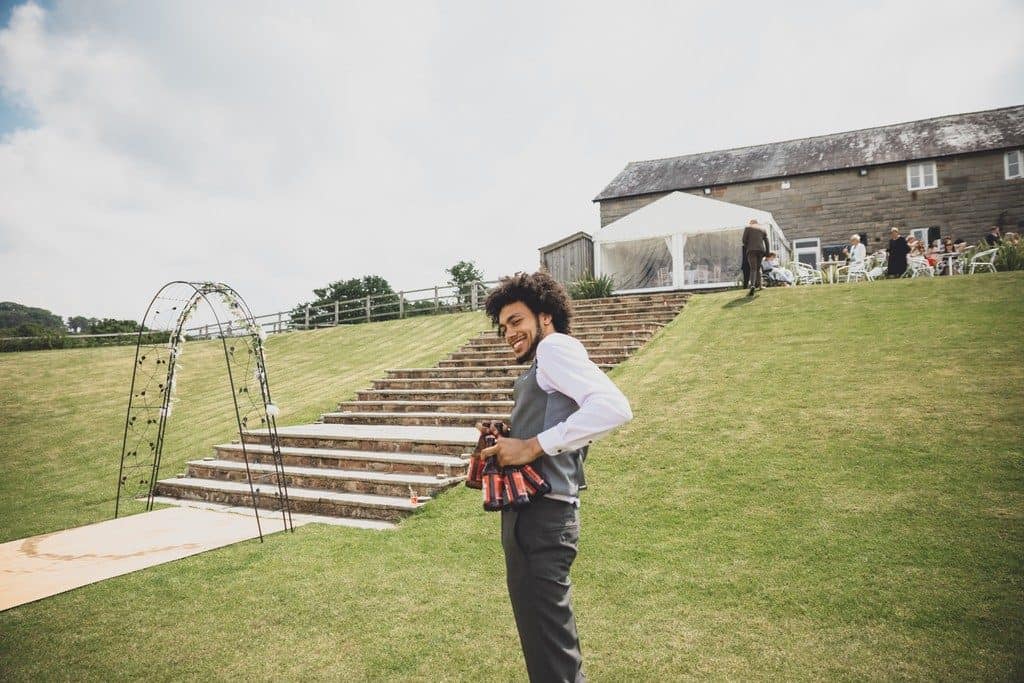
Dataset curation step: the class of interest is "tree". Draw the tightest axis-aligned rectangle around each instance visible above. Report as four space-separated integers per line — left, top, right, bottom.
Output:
67 316 94 334
445 260 485 289
89 319 144 334
445 260 485 308
0 302 64 333
311 275 394 303
291 275 397 327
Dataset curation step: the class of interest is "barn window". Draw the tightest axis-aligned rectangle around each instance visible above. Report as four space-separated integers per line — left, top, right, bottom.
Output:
906 162 937 190
1006 150 1023 179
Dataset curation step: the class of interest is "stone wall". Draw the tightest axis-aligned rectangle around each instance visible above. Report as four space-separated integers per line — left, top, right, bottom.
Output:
598 149 1024 251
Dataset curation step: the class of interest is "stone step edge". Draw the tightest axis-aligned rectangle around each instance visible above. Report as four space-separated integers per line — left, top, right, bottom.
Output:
359 389 513 395
453 344 642 353
385 364 616 373
438 356 626 365
187 458 462 487
371 379 516 386
158 477 423 511
570 293 690 305
322 411 511 421
150 496 398 530
216 442 469 466
336 400 515 408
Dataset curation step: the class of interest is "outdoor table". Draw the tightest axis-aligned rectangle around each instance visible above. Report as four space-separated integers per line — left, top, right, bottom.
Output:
819 260 844 284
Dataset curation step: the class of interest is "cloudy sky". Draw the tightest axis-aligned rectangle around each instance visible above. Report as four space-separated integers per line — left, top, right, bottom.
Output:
1 0 1022 321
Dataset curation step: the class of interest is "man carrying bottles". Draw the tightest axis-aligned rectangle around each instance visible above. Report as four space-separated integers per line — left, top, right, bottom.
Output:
477 271 632 682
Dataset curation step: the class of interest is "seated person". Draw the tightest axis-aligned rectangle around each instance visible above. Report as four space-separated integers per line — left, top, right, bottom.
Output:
936 238 958 274
842 234 866 263
762 252 794 285
1004 231 1020 246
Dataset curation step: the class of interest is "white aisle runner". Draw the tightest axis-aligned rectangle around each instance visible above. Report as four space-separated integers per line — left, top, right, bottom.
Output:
0 506 294 611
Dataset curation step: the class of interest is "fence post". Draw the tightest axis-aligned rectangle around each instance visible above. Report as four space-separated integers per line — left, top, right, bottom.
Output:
434 286 439 313
399 292 405 319
277 312 283 333
304 305 310 330
334 301 339 326
470 281 478 310
365 296 371 322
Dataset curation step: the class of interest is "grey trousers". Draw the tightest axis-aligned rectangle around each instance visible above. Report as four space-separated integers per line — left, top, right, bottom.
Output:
501 497 584 683
747 250 765 288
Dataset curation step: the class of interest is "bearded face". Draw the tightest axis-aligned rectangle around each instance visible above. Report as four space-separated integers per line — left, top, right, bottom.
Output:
499 301 547 364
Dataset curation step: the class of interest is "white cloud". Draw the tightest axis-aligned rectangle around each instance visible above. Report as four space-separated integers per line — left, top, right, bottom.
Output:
0 0 1021 320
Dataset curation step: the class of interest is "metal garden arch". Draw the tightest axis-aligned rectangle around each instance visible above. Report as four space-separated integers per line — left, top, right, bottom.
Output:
115 281 293 541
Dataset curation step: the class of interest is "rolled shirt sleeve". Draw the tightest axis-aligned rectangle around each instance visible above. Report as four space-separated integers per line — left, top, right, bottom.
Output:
533 333 633 455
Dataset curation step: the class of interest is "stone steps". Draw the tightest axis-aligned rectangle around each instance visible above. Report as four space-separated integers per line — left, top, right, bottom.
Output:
386 366 529 379
447 345 640 361
153 477 421 522
372 377 516 391
382 365 612 379
437 354 626 368
567 313 677 326
322 411 510 428
464 332 654 349
570 302 687 316
212 442 466 476
153 291 689 526
357 388 513 402
336 399 513 414
243 423 478 457
555 321 665 334
571 293 689 309
150 496 398 530
184 459 460 498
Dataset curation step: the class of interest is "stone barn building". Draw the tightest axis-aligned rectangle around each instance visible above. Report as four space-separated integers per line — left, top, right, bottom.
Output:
594 105 1024 266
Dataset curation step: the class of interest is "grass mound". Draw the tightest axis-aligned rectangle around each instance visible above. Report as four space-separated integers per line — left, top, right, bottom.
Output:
1 274 1022 680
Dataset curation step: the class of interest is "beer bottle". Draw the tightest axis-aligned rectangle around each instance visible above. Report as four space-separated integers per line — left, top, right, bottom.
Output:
465 455 484 489
520 463 551 497
466 421 492 490
482 455 505 511
480 435 505 511
503 466 531 509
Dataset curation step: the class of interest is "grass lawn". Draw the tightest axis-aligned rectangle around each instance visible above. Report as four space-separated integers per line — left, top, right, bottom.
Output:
1 274 1022 681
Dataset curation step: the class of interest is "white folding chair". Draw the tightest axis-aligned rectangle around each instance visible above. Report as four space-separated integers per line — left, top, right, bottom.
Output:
837 261 872 283
907 256 935 277
968 248 998 274
792 261 824 285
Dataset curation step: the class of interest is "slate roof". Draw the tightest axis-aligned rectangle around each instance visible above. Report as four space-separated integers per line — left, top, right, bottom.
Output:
594 105 1024 202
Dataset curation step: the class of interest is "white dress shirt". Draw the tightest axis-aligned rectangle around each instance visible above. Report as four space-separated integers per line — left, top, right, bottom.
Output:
533 333 633 456
848 243 866 263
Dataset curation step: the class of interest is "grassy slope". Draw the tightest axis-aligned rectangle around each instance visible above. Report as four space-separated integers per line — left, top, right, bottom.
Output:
1 275 1022 681
0 312 488 541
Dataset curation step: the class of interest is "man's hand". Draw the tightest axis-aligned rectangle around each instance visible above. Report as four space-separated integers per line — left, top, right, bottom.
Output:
481 436 544 467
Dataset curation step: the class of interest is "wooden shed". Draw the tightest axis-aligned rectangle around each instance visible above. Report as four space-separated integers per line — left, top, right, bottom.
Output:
538 232 594 285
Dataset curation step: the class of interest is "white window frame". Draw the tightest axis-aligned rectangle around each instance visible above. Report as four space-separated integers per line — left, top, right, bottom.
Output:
906 161 938 191
1005 150 1023 180
792 238 821 268
909 228 929 244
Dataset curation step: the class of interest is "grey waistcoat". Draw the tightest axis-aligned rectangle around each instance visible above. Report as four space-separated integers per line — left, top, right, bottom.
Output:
510 361 588 497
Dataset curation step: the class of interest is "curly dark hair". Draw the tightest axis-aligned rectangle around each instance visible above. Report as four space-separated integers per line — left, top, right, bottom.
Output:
484 271 573 335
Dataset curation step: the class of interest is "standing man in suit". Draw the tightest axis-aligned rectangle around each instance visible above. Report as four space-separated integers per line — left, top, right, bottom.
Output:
741 245 750 289
742 219 770 296
480 271 633 682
